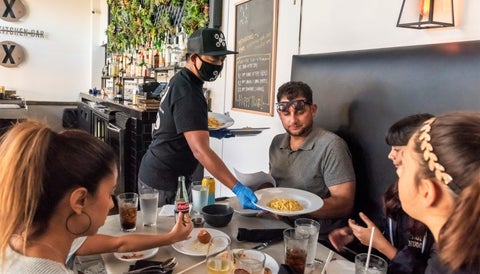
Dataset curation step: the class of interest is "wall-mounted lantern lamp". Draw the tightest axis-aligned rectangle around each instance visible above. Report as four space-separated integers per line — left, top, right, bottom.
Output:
397 0 454 29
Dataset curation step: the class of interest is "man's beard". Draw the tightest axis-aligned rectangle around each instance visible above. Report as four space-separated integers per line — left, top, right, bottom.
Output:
286 122 313 137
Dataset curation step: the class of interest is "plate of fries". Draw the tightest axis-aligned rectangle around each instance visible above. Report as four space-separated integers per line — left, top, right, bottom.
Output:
253 187 324 216
208 112 234 130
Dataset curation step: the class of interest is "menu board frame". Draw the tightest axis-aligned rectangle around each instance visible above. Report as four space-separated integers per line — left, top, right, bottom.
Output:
232 0 278 116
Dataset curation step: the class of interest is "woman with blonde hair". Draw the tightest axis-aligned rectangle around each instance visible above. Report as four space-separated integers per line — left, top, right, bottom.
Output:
0 120 192 273
397 111 480 273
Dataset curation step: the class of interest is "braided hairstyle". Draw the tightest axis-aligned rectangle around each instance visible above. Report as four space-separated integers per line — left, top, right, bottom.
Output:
411 111 480 270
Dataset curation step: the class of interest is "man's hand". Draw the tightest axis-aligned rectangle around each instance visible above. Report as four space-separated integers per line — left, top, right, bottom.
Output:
232 182 259 209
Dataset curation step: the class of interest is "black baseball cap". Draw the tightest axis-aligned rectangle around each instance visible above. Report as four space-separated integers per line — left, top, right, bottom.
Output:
187 27 238 56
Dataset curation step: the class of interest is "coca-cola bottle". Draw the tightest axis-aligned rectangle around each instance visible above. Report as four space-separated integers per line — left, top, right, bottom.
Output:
174 176 190 223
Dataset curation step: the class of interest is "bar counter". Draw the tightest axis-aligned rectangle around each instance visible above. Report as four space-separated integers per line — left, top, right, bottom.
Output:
79 92 157 121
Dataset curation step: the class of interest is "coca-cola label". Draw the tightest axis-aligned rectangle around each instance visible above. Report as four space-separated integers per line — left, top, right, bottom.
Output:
176 201 189 212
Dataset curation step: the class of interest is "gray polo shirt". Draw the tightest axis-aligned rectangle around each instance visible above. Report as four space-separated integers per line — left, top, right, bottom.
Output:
269 127 356 238
269 127 355 197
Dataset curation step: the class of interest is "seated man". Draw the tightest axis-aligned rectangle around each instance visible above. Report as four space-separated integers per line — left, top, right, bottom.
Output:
269 81 356 240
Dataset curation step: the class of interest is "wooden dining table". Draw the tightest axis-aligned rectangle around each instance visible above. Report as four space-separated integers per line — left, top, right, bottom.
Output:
95 202 349 274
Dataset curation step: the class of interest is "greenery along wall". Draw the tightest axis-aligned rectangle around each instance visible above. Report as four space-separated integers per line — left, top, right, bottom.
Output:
106 0 209 53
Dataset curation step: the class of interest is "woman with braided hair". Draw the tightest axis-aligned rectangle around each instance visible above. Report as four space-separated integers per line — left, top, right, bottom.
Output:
397 111 480 273
0 120 192 273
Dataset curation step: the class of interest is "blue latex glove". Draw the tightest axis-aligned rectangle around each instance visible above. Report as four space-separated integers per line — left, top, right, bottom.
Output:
232 182 259 210
209 128 235 139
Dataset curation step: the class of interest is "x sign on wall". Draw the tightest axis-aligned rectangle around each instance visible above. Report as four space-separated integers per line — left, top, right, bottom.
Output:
1 40 24 67
0 0 26 22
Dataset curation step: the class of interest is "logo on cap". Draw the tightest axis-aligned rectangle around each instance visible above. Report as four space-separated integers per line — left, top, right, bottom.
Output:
214 33 226 48
187 27 238 56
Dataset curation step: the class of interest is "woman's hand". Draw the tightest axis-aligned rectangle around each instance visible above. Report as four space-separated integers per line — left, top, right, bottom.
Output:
348 212 398 259
348 212 382 246
328 226 354 251
169 212 193 243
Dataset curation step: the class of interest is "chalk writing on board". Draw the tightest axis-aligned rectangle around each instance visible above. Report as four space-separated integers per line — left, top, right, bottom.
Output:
238 32 272 53
235 54 271 111
233 0 277 115
238 4 248 25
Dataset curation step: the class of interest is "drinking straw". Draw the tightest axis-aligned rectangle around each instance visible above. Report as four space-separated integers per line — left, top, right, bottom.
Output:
176 259 205 274
364 226 376 274
320 250 334 274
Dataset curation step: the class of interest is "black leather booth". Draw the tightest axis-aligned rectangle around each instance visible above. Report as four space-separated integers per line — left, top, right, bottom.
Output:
291 40 480 226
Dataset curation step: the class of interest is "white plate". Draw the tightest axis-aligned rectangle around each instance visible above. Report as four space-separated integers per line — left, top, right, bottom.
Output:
229 127 269 136
233 249 279 274
253 187 324 216
113 247 159 262
171 228 230 256
326 259 355 274
228 196 262 216
208 112 234 130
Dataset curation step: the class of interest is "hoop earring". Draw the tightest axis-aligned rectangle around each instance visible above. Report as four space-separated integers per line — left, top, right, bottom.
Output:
66 212 92 235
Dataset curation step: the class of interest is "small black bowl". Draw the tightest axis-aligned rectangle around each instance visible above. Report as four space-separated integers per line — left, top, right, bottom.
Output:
201 204 234 227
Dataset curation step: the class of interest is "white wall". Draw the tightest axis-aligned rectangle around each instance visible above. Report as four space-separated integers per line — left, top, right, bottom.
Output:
299 0 477 54
0 0 95 101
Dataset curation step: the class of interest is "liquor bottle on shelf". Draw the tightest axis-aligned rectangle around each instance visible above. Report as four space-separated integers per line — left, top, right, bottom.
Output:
107 55 113 76
177 26 187 66
171 34 181 66
125 51 132 77
132 89 139 106
174 176 190 223
113 77 123 100
102 62 109 77
163 32 172 67
153 49 160 68
159 47 165 68
148 40 154 69
112 55 119 77
136 53 145 77
177 26 187 52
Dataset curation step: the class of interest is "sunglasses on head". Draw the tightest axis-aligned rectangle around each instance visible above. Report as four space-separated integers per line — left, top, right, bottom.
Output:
276 99 312 112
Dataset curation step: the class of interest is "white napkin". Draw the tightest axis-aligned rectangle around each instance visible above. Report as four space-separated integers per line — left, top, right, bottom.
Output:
158 204 175 216
234 169 276 190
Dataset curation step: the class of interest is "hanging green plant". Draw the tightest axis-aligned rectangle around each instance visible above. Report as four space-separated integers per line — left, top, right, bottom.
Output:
106 0 208 53
181 0 209 35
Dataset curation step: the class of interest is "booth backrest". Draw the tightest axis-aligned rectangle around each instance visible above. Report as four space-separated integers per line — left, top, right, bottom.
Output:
291 40 480 225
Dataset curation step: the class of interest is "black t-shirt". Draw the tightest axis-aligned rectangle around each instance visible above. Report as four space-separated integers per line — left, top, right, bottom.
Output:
386 211 435 273
138 68 208 190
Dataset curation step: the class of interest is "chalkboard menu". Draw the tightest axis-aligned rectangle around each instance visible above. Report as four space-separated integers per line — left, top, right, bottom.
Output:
232 0 278 116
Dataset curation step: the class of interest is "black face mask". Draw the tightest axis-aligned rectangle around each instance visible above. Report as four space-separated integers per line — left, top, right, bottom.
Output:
194 56 223 82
